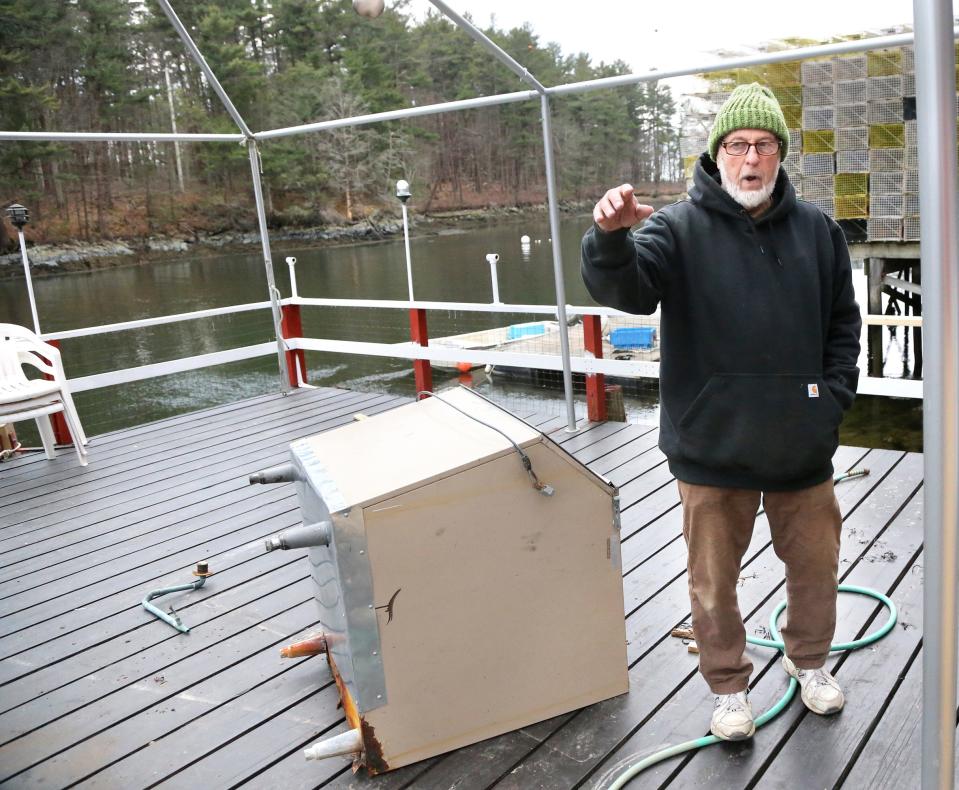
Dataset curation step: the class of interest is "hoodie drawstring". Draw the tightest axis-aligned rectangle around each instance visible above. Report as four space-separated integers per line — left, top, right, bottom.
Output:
750 219 783 266
764 225 784 266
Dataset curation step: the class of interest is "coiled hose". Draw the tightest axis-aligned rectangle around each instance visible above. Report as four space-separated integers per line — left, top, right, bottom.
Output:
603 584 897 789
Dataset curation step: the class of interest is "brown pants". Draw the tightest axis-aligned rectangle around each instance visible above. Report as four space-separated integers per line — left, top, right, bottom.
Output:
678 478 842 694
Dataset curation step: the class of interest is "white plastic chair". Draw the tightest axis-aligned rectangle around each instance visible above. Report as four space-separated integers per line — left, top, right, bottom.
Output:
0 323 88 466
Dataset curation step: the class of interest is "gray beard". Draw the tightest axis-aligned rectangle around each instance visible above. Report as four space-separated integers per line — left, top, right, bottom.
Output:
718 159 777 210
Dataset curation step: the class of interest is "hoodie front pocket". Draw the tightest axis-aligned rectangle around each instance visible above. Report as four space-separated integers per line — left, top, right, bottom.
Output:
678 374 842 483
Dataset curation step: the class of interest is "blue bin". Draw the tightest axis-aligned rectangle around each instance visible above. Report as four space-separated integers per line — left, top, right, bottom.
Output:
507 322 547 340
610 327 657 350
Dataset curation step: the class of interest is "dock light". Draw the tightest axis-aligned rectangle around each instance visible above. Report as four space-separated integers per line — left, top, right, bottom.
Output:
5 203 29 229
6 203 40 334
352 0 385 17
396 180 414 301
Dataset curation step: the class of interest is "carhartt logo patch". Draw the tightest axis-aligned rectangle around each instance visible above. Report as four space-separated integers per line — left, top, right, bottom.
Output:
808 383 820 398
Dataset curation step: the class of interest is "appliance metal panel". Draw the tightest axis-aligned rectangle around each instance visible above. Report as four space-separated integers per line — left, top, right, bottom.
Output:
290 440 387 713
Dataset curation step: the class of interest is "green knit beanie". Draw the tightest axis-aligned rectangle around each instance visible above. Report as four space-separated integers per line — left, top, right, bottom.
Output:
708 83 789 161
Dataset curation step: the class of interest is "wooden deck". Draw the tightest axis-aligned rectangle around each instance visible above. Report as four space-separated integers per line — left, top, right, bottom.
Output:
0 387 929 789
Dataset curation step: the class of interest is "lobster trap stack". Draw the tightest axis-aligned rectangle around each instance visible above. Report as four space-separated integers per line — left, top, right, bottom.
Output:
680 34 959 243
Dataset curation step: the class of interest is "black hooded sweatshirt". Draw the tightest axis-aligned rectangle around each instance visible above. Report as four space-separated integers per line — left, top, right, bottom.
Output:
581 153 862 491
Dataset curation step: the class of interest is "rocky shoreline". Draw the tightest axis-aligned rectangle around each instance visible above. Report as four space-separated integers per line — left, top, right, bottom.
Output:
0 218 410 279
0 197 678 280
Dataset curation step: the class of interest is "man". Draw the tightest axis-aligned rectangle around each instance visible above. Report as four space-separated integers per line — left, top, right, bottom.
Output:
581 83 862 741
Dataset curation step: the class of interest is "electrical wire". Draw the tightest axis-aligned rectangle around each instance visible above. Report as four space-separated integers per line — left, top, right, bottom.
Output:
417 388 554 495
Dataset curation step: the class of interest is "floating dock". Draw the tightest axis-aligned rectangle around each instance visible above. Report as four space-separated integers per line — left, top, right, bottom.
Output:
431 316 661 373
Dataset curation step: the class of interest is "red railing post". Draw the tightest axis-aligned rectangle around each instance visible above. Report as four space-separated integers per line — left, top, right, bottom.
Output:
583 315 607 423
280 303 307 388
41 340 73 445
409 308 433 397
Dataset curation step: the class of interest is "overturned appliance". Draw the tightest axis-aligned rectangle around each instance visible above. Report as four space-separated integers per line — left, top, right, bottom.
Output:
250 388 628 774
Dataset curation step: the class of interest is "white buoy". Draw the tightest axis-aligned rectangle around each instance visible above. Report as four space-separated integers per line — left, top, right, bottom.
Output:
304 728 364 761
520 234 532 262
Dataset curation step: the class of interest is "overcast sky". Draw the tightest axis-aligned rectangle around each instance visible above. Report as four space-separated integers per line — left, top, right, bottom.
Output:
405 1 942 95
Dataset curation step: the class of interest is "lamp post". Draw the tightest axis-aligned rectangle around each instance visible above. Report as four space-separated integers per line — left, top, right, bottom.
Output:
396 179 414 302
6 204 41 334
395 179 431 396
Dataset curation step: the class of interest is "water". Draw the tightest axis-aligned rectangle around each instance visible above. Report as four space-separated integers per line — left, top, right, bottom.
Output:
1 213 921 451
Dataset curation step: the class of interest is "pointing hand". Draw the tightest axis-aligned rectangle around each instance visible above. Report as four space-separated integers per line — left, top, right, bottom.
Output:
593 184 655 232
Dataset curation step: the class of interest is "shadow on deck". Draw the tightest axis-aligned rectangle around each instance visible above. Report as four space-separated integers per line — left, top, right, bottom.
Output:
0 387 928 788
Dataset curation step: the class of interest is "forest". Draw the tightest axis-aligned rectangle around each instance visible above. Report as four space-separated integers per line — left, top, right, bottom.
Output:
0 0 683 246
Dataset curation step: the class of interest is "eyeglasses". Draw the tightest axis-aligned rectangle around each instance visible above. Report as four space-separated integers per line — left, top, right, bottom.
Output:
721 139 782 156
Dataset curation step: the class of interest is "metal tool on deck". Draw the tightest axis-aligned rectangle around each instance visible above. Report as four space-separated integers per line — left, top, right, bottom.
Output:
141 562 213 634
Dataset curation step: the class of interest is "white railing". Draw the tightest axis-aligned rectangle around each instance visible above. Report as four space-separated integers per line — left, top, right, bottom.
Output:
41 293 923 398
43 301 272 341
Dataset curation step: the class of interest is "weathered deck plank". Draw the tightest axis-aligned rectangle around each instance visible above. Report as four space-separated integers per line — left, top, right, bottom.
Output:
448 448 890 790
0 388 351 498
0 556 307 711
0 388 933 789
2 391 401 532
594 452 921 790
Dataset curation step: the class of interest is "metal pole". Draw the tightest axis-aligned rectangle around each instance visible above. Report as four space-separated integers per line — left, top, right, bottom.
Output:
247 143 291 391
163 59 186 192
540 93 577 431
426 0 546 93
0 131 243 143
5 33 950 145
16 230 41 335
255 90 537 141
547 31 944 98
154 0 254 139
251 30 942 143
916 0 959 788
401 203 414 301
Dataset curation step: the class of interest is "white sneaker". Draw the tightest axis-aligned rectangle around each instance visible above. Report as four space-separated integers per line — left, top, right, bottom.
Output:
782 656 845 715
710 690 755 741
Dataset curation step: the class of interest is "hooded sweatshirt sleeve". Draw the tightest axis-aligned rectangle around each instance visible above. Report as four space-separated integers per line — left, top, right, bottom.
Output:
581 210 677 315
823 218 862 409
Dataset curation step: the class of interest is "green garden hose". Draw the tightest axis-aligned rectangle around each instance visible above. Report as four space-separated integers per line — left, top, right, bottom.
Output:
604 584 897 789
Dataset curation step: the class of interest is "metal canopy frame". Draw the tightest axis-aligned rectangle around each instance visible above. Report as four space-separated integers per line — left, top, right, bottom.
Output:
2 5 957 783
914 2 959 788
